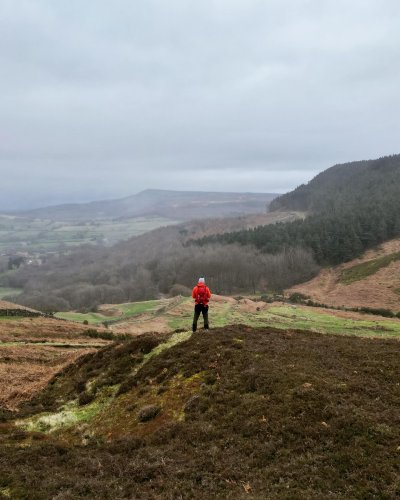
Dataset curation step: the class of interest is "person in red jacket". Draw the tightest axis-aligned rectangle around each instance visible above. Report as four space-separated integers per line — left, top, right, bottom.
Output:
192 277 211 332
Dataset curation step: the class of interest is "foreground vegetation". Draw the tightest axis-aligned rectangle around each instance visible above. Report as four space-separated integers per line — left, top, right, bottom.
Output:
1 325 399 498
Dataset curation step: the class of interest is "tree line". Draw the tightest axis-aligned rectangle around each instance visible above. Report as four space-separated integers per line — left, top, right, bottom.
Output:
3 224 317 312
197 155 400 265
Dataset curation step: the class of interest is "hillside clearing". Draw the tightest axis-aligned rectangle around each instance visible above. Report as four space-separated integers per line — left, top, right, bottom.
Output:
289 238 400 310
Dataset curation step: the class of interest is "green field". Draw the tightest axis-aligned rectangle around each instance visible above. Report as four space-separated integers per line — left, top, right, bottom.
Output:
249 305 400 338
0 287 22 299
340 251 400 284
0 215 180 254
189 302 400 339
56 296 400 339
55 300 162 325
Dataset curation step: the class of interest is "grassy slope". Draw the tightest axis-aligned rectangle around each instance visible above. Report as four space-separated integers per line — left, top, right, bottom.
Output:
55 300 162 325
1 326 399 498
56 296 400 339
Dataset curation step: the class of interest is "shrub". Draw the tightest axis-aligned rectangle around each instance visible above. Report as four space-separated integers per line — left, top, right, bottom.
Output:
137 405 161 422
289 292 309 304
117 376 137 396
78 392 95 406
358 307 395 318
84 329 115 340
0 407 12 422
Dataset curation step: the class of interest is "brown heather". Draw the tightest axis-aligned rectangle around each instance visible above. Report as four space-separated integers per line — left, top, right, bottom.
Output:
0 326 399 498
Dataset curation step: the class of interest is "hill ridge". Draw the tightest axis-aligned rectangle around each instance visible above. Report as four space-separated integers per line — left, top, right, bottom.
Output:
11 189 277 222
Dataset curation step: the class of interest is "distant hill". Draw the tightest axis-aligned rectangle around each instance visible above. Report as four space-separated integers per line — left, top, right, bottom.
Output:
15 189 277 221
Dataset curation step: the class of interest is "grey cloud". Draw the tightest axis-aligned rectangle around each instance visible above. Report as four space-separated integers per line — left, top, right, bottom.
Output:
1 0 400 209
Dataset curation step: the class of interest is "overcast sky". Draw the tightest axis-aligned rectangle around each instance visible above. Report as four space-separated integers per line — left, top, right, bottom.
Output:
1 0 400 209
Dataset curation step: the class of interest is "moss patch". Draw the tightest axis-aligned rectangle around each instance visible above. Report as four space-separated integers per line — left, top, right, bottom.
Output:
143 330 192 362
16 387 115 433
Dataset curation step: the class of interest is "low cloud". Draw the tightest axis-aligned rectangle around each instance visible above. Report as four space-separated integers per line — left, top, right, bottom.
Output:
1 0 400 209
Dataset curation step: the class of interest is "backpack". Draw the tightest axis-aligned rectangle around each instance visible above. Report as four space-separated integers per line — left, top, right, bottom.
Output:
196 285 208 304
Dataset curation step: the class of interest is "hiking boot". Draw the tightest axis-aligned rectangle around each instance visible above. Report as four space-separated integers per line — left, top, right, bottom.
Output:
204 324 209 330
192 324 197 332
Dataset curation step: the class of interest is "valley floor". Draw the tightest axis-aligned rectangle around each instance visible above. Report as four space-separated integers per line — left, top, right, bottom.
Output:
58 295 400 339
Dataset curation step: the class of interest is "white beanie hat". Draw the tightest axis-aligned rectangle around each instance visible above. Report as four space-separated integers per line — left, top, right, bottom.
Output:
198 277 205 283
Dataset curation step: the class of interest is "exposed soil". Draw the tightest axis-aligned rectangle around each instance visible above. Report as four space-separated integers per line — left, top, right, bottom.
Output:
1 326 399 498
289 238 400 310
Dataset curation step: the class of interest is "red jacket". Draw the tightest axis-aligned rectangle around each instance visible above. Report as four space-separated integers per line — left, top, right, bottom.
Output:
192 283 211 305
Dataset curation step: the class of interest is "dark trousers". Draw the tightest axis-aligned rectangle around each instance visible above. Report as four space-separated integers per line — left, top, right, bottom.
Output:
193 304 209 331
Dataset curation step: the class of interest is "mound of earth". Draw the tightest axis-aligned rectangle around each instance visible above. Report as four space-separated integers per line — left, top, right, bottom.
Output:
1 325 399 498
289 238 400 311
